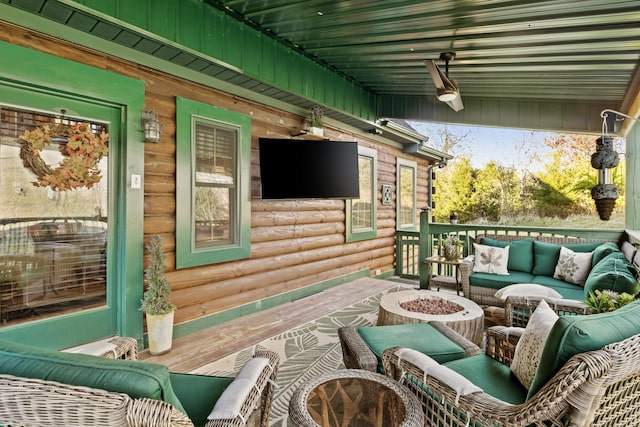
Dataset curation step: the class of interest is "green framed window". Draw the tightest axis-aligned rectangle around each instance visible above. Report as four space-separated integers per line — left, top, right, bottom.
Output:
176 97 251 268
346 146 377 242
397 158 417 230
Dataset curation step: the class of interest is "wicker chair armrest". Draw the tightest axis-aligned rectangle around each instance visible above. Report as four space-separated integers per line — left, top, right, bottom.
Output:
429 321 483 357
381 345 614 427
337 326 378 371
458 260 473 301
485 325 523 366
205 349 280 427
129 397 194 427
0 374 194 427
505 295 592 327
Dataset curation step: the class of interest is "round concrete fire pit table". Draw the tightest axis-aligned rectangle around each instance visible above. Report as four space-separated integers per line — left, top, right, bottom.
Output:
377 290 484 345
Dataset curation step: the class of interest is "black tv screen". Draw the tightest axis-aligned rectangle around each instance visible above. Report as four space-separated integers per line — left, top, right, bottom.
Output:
259 138 360 199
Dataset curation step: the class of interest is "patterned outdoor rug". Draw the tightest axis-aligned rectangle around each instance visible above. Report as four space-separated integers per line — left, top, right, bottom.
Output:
193 282 412 426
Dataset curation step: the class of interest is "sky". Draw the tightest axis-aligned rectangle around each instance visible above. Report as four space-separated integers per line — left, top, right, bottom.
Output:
408 121 554 171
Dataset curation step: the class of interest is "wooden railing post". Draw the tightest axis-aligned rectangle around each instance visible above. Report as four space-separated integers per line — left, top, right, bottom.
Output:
419 209 431 289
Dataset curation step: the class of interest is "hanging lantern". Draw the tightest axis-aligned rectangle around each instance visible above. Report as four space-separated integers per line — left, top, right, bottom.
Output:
590 134 619 221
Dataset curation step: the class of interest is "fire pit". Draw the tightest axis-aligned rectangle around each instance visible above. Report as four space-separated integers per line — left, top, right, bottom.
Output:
377 290 484 345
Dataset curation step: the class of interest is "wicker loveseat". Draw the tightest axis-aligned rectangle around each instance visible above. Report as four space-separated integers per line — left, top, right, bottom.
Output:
382 299 640 427
459 234 639 307
0 339 279 427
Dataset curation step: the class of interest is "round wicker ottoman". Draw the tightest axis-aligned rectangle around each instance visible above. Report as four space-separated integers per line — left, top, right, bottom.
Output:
289 369 423 427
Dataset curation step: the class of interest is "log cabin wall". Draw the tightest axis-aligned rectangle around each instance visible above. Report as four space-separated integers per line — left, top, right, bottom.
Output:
0 21 429 330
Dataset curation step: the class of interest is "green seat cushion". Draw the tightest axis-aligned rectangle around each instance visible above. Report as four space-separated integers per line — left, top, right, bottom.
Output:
357 323 466 373
170 372 234 427
0 339 186 414
469 271 535 289
444 354 527 404
480 237 534 273
592 242 621 267
583 253 639 296
528 299 640 399
532 241 603 277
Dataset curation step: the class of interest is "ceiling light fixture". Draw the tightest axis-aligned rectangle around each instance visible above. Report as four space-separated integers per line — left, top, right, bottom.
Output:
437 88 458 102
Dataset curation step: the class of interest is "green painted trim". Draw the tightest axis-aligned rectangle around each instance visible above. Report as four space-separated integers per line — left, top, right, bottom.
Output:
170 269 370 339
0 1 377 123
396 158 418 231
175 97 252 268
626 124 639 230
0 40 146 347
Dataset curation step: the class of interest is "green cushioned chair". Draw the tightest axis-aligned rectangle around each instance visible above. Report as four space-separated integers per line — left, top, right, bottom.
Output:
338 321 482 373
0 339 279 427
382 300 640 427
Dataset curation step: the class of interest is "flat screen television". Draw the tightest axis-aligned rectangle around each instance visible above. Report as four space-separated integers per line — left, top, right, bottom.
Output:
259 138 360 199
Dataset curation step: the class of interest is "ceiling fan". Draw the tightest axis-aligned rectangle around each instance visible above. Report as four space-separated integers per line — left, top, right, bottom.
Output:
425 52 464 112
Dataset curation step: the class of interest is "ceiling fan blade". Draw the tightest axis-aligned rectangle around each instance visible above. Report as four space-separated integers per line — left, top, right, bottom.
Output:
446 92 464 112
425 60 446 89
425 58 464 111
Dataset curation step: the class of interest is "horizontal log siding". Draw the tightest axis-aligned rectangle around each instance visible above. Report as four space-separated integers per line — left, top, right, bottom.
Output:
0 22 428 326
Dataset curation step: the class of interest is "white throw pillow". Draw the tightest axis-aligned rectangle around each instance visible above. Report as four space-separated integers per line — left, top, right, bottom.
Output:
494 283 563 301
553 246 593 285
510 300 558 389
472 243 509 275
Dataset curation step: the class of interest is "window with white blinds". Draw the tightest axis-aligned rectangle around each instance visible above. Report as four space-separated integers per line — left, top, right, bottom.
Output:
193 120 237 248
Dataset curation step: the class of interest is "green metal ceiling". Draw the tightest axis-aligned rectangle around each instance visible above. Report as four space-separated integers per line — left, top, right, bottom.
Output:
2 0 639 136
204 0 640 133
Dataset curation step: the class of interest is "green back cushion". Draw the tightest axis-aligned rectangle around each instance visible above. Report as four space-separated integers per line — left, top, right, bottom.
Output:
444 354 527 404
170 372 234 427
480 238 534 273
591 242 621 267
0 339 186 414
357 323 466 372
532 241 603 277
583 253 639 296
527 299 640 399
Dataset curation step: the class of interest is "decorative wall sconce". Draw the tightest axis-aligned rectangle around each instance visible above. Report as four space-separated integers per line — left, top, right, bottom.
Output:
142 110 162 143
590 109 637 220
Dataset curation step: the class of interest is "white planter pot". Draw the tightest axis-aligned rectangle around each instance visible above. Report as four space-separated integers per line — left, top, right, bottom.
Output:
146 311 174 356
308 126 323 137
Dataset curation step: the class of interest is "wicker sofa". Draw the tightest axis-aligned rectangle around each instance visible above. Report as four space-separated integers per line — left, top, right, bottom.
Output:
0 338 279 427
382 298 640 427
459 234 639 307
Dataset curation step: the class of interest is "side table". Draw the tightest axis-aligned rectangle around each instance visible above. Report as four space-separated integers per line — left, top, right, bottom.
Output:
289 369 423 427
424 255 464 294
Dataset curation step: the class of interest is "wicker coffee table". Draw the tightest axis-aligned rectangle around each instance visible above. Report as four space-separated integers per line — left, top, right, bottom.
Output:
377 289 484 345
289 369 423 427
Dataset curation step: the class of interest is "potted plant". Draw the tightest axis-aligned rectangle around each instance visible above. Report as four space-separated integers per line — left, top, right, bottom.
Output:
442 233 464 261
449 212 459 224
584 289 634 313
306 106 324 137
140 235 176 355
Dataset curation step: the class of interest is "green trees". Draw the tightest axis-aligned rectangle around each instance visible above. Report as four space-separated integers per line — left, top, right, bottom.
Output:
429 130 625 224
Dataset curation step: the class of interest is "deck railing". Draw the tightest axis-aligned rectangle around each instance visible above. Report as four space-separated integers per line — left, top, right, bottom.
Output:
396 211 637 288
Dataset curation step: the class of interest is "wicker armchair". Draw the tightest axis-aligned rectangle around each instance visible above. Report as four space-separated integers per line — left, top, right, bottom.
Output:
382 326 640 427
0 347 279 427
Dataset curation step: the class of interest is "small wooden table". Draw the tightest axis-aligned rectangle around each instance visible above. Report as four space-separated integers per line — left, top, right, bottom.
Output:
424 255 464 294
377 290 484 345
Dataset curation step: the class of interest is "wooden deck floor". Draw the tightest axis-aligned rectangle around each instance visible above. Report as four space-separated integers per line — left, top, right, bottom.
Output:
139 277 416 373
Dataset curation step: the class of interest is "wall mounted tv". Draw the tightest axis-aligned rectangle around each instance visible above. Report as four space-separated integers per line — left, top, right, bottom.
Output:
259 138 360 199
